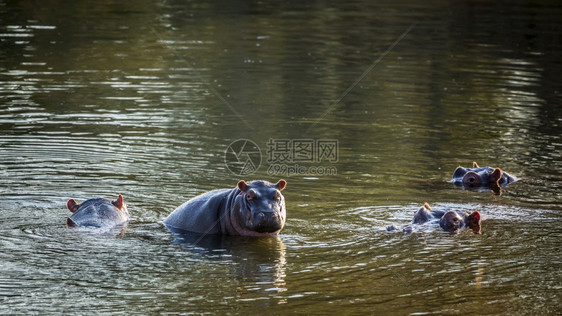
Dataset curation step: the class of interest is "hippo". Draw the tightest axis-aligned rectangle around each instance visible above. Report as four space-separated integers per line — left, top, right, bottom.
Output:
438 209 481 234
66 194 129 228
452 161 517 194
387 202 481 234
164 180 287 237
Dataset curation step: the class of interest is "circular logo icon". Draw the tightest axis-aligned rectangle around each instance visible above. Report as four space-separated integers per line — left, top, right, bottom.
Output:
224 139 262 176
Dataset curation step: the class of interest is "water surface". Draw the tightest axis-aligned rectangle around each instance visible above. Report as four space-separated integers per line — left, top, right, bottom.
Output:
1 1 561 314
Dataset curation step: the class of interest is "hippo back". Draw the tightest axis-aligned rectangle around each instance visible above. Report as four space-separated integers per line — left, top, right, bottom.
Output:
164 189 232 234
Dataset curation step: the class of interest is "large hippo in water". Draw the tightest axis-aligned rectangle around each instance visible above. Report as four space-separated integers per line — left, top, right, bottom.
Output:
387 202 481 234
66 194 129 228
452 162 517 194
164 180 287 237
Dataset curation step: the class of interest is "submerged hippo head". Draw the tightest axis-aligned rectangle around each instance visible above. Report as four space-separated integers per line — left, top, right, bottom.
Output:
439 210 481 234
235 179 287 235
452 162 517 193
412 202 432 224
66 194 129 228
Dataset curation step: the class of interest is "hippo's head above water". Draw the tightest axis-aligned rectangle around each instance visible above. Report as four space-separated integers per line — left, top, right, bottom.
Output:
234 180 287 234
439 210 481 234
388 203 482 235
452 161 517 194
66 194 130 228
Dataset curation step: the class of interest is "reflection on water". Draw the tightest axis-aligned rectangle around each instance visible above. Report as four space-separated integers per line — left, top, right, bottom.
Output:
168 229 288 302
1 0 561 314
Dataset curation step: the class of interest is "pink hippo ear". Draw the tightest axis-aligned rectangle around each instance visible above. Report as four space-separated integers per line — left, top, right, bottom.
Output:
276 179 287 191
67 199 79 213
467 210 482 234
491 168 503 185
237 180 248 192
468 210 481 222
112 194 125 210
473 161 480 168
423 202 431 210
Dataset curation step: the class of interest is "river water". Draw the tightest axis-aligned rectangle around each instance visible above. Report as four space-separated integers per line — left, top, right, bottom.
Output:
1 1 561 314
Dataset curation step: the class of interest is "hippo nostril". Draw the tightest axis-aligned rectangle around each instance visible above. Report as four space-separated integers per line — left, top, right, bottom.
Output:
463 172 481 187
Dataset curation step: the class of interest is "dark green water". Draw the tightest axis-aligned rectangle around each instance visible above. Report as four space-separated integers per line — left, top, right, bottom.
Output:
1 1 561 314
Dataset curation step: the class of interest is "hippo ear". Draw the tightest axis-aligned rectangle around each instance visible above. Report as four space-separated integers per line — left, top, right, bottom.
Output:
467 210 481 222
472 161 480 168
467 210 482 234
112 194 125 210
276 179 287 191
66 218 76 227
490 168 503 184
423 202 431 210
492 184 502 195
237 180 248 192
67 199 79 213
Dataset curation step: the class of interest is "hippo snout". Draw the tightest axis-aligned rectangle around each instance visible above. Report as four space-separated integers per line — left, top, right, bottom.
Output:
252 211 282 232
462 171 481 187
440 211 465 232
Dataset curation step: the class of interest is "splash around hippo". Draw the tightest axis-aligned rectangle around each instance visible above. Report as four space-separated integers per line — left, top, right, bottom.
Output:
66 194 129 228
164 179 287 237
452 161 517 194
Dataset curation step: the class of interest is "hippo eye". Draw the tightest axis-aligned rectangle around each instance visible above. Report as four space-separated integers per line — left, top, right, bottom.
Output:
246 190 257 202
274 191 281 201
